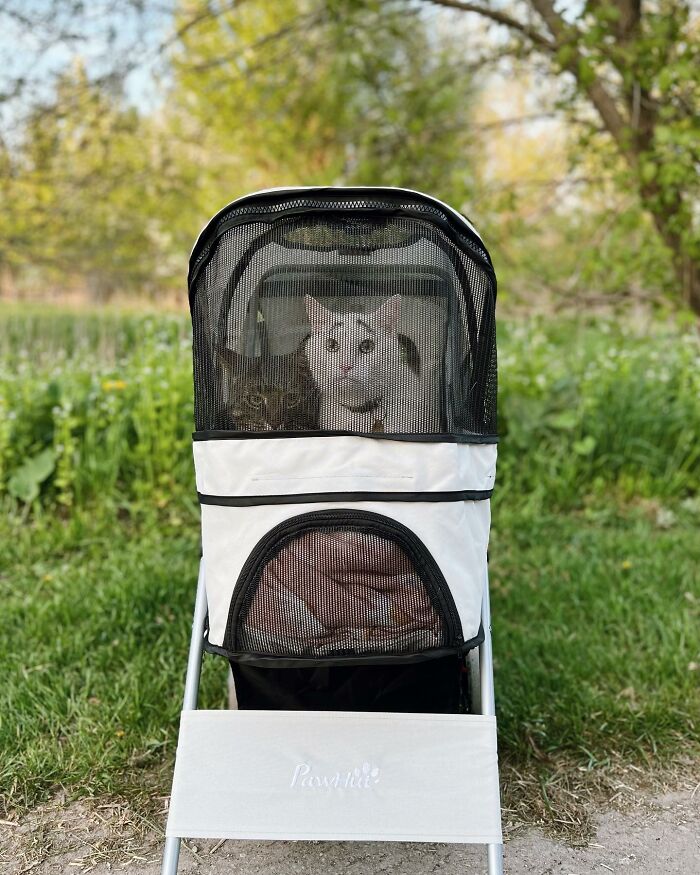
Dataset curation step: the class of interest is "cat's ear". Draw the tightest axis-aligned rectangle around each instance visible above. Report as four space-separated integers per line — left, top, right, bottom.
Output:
304 295 335 331
218 346 260 379
372 295 401 333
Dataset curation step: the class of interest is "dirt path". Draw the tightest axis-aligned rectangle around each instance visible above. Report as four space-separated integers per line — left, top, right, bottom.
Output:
2 786 698 874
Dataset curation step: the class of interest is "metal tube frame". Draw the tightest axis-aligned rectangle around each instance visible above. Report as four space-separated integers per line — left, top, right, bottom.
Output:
161 563 504 875
480 570 504 875
161 560 208 875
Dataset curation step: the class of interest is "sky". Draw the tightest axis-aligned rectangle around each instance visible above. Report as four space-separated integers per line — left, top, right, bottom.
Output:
0 1 174 138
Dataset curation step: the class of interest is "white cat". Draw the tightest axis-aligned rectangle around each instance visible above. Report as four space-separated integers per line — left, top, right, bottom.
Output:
304 294 422 433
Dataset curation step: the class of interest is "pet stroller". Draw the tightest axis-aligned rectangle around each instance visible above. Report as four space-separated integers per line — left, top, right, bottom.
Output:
162 187 503 874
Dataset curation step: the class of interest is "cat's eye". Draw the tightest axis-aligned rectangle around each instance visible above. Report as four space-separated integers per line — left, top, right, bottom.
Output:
358 338 375 354
326 338 339 352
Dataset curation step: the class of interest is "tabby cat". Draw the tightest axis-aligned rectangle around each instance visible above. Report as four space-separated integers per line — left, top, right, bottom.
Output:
219 348 319 432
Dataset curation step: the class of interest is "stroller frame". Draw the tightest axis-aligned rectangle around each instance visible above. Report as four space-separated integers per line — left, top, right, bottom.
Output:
161 561 503 874
161 187 503 874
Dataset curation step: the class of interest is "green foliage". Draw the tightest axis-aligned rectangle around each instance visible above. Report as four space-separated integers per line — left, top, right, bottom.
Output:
1 65 193 299
497 318 700 507
1 2 478 302
485 189 678 308
1 0 697 310
170 0 476 204
0 306 194 512
7 448 56 503
553 0 700 303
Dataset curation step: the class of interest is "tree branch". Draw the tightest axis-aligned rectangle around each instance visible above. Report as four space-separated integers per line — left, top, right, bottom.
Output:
526 0 633 161
422 0 556 51
428 0 635 164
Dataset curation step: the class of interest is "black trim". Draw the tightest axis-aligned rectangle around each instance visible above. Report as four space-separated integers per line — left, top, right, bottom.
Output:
205 626 484 669
198 489 493 507
224 509 464 656
192 429 499 444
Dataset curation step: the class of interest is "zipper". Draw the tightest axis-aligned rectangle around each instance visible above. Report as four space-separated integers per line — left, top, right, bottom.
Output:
224 509 463 655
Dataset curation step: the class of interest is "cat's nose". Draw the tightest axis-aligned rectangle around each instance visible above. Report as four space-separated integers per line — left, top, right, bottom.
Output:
340 363 353 374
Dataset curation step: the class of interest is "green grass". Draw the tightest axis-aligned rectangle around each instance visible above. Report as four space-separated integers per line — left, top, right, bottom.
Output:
491 502 700 764
0 507 228 811
0 304 698 819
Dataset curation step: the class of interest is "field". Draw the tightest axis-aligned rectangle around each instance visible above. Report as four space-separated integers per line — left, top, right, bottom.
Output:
1 303 699 830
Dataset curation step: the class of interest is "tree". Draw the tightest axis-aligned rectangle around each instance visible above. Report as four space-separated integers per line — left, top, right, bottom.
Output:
168 0 478 207
2 63 189 299
422 0 700 314
1 1 480 298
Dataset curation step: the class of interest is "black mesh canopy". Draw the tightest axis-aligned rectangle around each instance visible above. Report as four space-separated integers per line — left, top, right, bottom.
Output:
189 189 497 439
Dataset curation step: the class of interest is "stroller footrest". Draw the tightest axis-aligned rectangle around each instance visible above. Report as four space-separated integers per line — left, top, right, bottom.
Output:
165 709 502 844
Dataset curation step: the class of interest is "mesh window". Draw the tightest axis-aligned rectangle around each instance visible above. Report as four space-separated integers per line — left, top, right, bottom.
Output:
227 514 459 660
189 193 497 438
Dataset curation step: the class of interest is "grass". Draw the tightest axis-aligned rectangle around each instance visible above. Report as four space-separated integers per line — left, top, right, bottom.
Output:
0 506 227 812
0 303 698 830
492 501 700 764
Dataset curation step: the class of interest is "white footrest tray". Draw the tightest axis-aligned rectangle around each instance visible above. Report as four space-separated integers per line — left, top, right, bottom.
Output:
166 710 502 844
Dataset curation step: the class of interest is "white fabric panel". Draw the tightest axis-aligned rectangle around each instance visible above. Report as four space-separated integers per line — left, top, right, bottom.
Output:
202 499 490 647
166 709 502 843
194 438 496 497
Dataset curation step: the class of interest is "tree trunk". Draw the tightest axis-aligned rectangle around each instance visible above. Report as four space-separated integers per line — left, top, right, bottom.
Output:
677 252 700 317
528 0 700 316
643 190 700 316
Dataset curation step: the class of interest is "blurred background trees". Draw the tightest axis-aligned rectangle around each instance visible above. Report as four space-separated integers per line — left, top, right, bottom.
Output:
169 1 476 220
0 0 697 314
427 0 700 312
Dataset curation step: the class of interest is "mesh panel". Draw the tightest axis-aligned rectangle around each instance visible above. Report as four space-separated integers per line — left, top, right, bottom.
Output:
190 195 497 438
232 527 450 658
190 194 492 279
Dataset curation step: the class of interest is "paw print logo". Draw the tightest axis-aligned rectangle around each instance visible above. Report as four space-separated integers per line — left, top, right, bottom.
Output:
355 762 381 786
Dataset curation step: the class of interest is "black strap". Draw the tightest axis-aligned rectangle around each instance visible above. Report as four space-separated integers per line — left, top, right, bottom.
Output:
197 489 492 507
